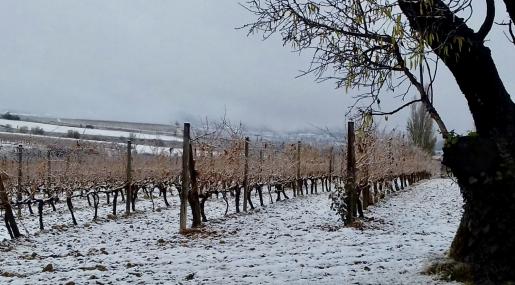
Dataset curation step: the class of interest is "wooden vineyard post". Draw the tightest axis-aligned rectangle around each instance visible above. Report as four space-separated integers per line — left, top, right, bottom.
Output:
258 144 265 206
180 123 191 232
170 147 177 177
188 145 202 227
210 147 214 169
328 146 333 192
243 137 250 212
346 122 357 225
126 140 132 215
65 154 70 176
341 146 346 183
46 149 51 193
296 141 302 196
16 145 23 216
362 146 371 210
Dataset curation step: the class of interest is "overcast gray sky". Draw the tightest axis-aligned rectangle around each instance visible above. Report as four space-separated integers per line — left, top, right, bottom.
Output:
0 1 513 134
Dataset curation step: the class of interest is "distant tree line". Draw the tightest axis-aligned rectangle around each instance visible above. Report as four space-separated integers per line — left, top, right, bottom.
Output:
1 112 20 121
66 130 81 139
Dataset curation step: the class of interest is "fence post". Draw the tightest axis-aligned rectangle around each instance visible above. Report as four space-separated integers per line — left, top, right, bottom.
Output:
16 144 23 216
126 140 132 215
346 122 356 224
296 141 302 196
46 150 51 192
180 123 191 231
65 153 70 176
210 148 214 169
259 145 264 174
329 146 333 191
258 144 265 206
170 147 175 170
188 143 202 227
243 137 250 212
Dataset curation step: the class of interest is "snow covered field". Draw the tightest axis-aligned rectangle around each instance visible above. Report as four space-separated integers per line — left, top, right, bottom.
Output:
0 118 181 142
0 179 462 284
0 131 181 156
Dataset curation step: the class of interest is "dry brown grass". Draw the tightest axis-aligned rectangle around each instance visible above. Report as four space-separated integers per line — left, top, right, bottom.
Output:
424 258 474 284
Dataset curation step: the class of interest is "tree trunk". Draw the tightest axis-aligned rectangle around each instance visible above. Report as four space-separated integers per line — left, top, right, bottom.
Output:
443 136 515 282
399 1 515 281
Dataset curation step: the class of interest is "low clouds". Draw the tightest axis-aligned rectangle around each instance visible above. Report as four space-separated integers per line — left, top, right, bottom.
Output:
0 1 513 134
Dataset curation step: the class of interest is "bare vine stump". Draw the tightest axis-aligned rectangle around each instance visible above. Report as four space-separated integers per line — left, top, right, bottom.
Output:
222 192 229 215
200 195 208 222
66 197 77 226
27 202 34 215
131 186 137 212
1 173 21 239
161 186 170 207
393 178 400 191
362 183 371 210
49 199 56 211
275 185 281 202
112 190 118 216
267 185 273 204
93 193 99 221
38 201 44 230
247 190 255 210
235 186 241 213
257 185 264 207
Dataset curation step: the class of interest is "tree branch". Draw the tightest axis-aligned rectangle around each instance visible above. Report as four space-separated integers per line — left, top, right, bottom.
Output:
503 0 515 24
285 5 391 42
509 21 515 44
369 99 422 116
476 0 495 40
392 43 450 138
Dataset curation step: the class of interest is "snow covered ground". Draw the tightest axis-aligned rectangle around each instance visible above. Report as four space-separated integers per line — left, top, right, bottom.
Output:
0 118 181 142
0 132 181 156
0 179 462 284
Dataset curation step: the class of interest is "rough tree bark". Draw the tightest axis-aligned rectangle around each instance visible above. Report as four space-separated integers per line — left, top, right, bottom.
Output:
399 0 515 282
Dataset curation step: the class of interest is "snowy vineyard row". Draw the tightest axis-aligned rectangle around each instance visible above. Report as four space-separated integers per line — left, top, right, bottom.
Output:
0 169 431 240
0 122 437 238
